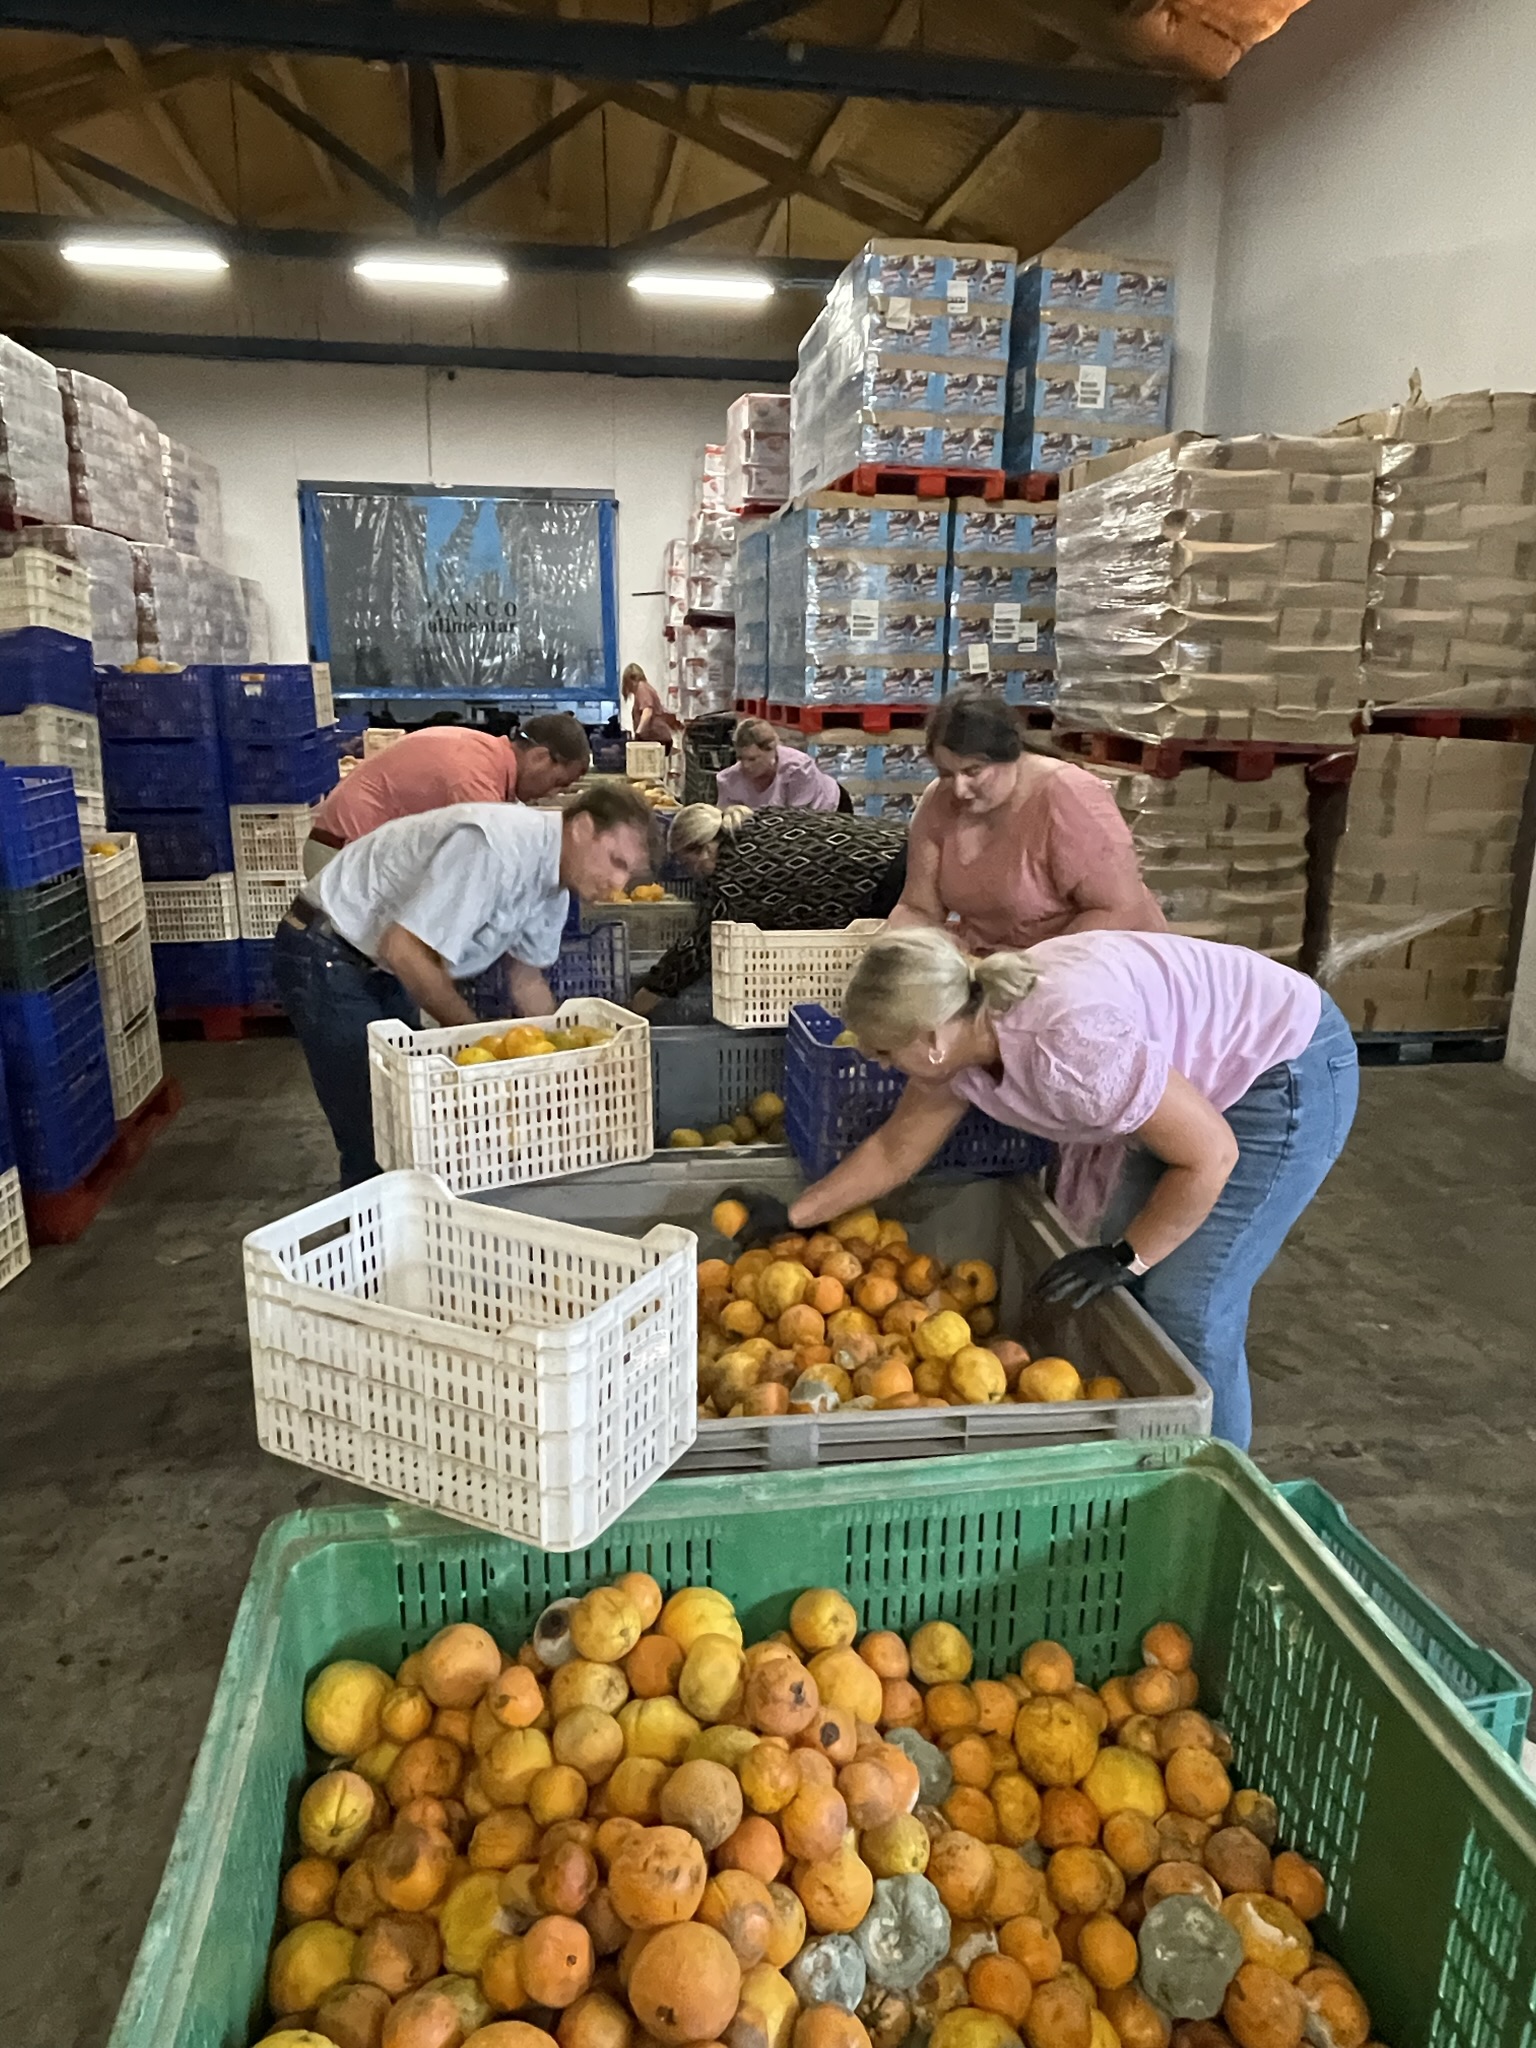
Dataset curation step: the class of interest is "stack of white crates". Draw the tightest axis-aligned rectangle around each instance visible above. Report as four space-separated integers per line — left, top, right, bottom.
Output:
0 559 107 836
84 832 162 1118
231 803 311 950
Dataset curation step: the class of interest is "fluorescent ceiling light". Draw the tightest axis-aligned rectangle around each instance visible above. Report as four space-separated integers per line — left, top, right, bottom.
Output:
354 252 508 290
60 238 228 275
629 270 776 303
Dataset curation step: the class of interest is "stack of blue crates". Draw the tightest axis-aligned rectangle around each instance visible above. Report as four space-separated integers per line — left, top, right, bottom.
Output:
0 763 116 1190
97 664 338 1007
0 629 97 718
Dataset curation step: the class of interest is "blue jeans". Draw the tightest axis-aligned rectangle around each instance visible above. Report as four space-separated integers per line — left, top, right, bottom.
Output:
1099 994 1359 1449
272 918 418 1187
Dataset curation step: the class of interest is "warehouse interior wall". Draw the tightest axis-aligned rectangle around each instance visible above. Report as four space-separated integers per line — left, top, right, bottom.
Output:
50 352 763 696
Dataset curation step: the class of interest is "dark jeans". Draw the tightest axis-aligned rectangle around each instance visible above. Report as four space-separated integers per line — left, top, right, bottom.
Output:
272 918 417 1186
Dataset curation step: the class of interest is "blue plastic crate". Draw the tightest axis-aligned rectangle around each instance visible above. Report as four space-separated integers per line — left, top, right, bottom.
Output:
222 728 338 803
102 734 224 811
95 667 218 741
0 763 84 888
109 805 234 882
240 938 279 1007
336 717 367 762
205 665 330 742
0 628 96 715
784 1002 1056 1180
153 940 247 1009
0 965 116 1192
548 920 630 1003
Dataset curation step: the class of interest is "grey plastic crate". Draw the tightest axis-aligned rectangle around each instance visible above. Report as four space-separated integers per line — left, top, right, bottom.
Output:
479 1150 1212 1473
651 1023 786 1148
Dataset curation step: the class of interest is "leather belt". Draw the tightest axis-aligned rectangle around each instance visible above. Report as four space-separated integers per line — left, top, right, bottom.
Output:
307 825 346 849
281 897 375 970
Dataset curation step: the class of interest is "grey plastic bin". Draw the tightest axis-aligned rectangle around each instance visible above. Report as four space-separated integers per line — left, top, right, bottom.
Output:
479 1150 1212 1473
651 1024 787 1149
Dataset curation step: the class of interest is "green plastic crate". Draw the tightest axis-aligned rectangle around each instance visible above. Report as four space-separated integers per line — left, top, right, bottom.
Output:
1277 1478 1532 1762
108 1443 1536 2048
0 866 93 991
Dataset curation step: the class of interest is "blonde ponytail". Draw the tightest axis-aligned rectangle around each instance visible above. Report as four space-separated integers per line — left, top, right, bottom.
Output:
668 802 753 856
843 928 1038 1046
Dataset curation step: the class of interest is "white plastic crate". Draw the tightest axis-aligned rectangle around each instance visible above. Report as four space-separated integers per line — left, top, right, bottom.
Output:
144 874 239 943
243 1168 696 1551
0 703 103 795
236 872 300 941
368 998 652 1197
230 804 314 874
106 1004 163 1120
0 1166 29 1293
77 789 107 837
712 918 884 1029
83 832 144 945
98 922 155 1030
364 727 406 757
0 550 91 637
625 741 667 782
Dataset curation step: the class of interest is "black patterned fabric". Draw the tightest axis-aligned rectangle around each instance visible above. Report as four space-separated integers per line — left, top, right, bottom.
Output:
640 808 908 999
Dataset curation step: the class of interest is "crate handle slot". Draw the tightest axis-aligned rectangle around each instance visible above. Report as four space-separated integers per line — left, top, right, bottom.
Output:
298 1216 354 1257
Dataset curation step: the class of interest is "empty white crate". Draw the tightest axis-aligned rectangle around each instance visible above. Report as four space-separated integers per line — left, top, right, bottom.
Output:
84 833 144 946
712 919 884 1029
626 741 667 782
106 1005 163 1120
98 922 155 1030
0 551 91 637
77 789 107 837
230 804 315 874
236 873 299 941
0 703 103 796
368 999 652 1196
144 874 239 943
244 1168 697 1550
0 1167 29 1293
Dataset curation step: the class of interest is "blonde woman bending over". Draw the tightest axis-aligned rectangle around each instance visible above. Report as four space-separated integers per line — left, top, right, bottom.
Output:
786 926 1358 1448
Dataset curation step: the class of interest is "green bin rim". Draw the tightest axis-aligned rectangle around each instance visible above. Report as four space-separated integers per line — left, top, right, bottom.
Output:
107 1439 1536 2048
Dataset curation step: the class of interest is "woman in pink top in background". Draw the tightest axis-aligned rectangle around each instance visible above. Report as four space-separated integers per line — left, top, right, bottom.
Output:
890 693 1166 948
787 926 1359 1448
716 717 845 813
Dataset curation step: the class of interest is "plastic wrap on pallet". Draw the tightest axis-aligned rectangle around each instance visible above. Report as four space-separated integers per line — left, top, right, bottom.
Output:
1003 248 1175 475
790 240 1016 496
56 369 165 543
0 524 139 666
734 521 770 701
241 579 272 661
133 544 249 664
726 392 791 511
1331 388 1536 714
1056 431 1376 744
0 335 71 528
1309 732 1532 1032
158 434 224 560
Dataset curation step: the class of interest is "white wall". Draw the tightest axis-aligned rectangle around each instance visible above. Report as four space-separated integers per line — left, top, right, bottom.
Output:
52 352 761 692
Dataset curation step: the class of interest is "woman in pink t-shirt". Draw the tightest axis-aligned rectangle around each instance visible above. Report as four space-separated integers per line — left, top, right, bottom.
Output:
890 693 1166 950
786 927 1359 1447
716 717 844 813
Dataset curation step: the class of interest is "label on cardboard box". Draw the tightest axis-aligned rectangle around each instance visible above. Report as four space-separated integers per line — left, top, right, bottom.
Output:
947 277 970 315
993 602 1022 644
886 296 912 331
968 641 991 674
850 599 880 642
1074 365 1108 411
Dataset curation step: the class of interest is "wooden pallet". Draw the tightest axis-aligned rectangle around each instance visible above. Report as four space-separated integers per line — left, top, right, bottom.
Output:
1355 1029 1507 1067
157 1003 290 1042
1054 727 1358 784
22 1074 184 1244
1361 707 1536 745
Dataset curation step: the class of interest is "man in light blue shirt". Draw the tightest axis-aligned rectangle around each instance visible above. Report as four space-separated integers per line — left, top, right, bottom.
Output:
273 781 654 1184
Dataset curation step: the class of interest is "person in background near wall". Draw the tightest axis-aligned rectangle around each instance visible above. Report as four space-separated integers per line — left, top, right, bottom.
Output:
627 803 907 1016
303 712 592 877
889 692 1166 949
786 926 1359 1449
621 662 682 749
275 782 653 1186
716 716 847 813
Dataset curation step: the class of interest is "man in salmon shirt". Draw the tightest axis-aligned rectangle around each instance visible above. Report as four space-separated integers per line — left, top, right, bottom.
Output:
304 712 591 876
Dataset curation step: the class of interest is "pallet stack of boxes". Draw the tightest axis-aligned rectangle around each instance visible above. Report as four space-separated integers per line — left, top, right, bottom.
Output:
802 731 937 820
724 393 791 513
948 496 1059 710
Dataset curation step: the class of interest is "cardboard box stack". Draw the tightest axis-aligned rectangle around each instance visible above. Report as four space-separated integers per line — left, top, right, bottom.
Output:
1004 250 1175 477
767 493 948 711
1056 432 1376 744
1312 734 1532 1033
0 334 71 526
1092 762 1311 964
735 522 770 702
725 393 791 512
686 496 738 619
56 369 166 542
676 625 734 718
791 241 1015 496
1333 389 1536 715
949 496 1059 708
803 730 937 820
160 435 225 560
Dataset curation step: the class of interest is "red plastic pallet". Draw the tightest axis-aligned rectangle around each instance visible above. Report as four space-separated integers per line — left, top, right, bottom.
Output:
832 465 1008 502
1055 727 1358 784
22 1075 184 1244
157 1003 290 1043
763 702 936 735
682 608 734 631
1360 707 1536 744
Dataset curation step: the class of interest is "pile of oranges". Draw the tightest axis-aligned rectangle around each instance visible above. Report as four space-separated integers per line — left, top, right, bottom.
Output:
252 1581 1380 2048
696 1205 1117 1421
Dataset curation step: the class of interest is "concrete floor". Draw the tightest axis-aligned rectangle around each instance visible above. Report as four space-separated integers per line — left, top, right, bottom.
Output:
2 1040 1534 2045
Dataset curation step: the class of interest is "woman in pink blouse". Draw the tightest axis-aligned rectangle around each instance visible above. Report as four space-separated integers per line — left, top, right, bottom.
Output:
716 717 845 813
889 693 1165 948
787 926 1359 1448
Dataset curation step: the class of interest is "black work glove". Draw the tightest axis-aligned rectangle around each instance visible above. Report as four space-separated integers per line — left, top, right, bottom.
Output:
717 1187 792 1250
1033 1240 1141 1309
